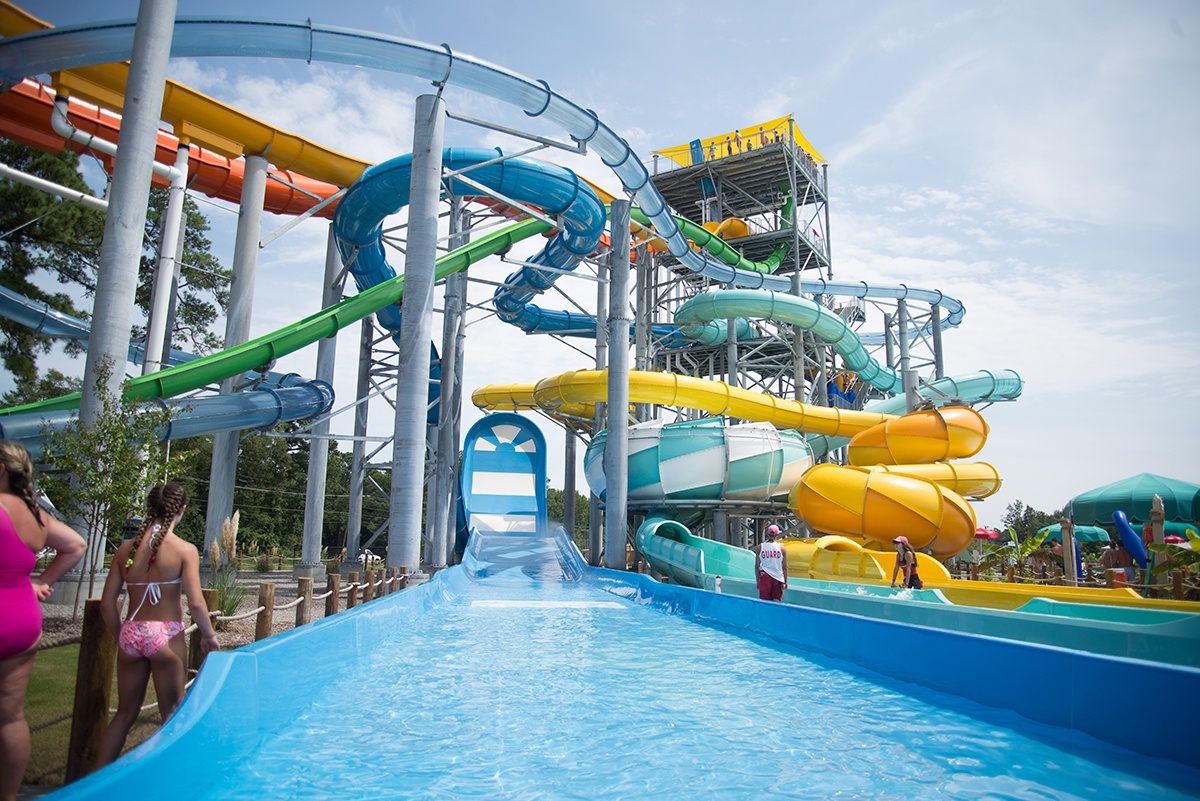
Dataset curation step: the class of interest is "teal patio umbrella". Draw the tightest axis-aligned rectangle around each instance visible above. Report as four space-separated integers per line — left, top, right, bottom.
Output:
1065 473 1199 526
1038 523 1111 543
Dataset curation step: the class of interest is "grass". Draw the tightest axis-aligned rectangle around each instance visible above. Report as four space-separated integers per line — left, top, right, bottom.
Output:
24 644 162 788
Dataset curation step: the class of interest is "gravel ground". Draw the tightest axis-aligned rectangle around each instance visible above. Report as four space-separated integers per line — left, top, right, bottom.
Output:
37 570 395 650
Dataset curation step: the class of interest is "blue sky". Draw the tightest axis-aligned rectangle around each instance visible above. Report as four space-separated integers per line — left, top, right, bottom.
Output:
12 1 1200 525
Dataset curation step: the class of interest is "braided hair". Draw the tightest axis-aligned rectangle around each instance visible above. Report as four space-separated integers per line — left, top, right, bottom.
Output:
0 441 43 525
124 482 188 570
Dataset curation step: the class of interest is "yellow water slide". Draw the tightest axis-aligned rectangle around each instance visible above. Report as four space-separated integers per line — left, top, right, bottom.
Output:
474 370 1001 558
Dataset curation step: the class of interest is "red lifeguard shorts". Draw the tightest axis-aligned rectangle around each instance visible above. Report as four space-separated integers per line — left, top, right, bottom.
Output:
757 572 785 601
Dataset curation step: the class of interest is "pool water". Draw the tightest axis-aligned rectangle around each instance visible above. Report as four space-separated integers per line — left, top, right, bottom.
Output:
210 571 1198 800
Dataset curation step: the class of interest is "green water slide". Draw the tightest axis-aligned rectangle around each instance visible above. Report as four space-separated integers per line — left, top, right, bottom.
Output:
0 219 551 416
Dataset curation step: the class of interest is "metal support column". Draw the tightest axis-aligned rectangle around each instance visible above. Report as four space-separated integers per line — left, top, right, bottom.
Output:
143 142 189 375
896 298 916 413
430 197 469 571
295 226 342 579
344 317 373 565
931 303 945 380
563 432 577 542
204 153 269 559
387 94 445 573
588 233 609 566
603 200 631 570
791 272 806 402
75 0 178 580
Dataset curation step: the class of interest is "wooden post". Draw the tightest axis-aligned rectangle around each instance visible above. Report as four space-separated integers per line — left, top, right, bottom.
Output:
969 563 978 582
189 587 219 671
1006 565 1015 583
65 599 116 781
325 572 340 617
1173 570 1184 600
1054 566 1064 586
398 565 409 591
296 576 313 626
254 582 275 641
363 567 375 602
1105 569 1116 589
347 571 359 608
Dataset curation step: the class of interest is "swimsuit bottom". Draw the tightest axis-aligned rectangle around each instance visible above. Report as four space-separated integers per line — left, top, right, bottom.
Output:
0 585 41 660
119 620 186 658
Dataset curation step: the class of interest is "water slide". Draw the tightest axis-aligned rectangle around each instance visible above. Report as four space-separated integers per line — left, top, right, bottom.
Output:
0 77 345 216
0 14 974 364
39 404 1200 797
5 14 1198 792
476 367 1014 557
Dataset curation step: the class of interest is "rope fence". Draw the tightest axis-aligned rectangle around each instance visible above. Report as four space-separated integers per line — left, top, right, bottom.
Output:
953 562 1194 599
31 565 411 785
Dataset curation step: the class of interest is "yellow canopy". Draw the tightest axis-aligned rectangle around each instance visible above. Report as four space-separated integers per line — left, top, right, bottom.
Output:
653 115 826 168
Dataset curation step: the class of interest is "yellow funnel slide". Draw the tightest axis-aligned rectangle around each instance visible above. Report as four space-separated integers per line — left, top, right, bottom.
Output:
847 406 988 466
790 464 977 558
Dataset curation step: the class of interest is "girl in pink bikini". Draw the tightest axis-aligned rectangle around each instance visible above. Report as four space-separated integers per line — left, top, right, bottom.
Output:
97 483 219 767
0 441 86 801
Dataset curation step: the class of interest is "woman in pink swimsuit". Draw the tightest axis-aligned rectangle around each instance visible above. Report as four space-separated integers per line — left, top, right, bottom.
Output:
97 483 219 768
0 441 86 801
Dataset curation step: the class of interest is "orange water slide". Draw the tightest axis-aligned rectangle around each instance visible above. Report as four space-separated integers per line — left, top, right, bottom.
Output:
0 79 342 217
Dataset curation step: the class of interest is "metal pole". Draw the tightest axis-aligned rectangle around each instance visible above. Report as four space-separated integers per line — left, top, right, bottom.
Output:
633 248 651 422
387 94 444 574
295 225 341 579
883 312 895 369
931 302 945 380
430 196 468 571
142 142 189 375
814 295 828 407
713 509 729 544
791 271 806 403
79 0 176 417
563 431 577 541
69 0 177 586
588 226 610 566
725 317 739 389
448 262 470 563
344 317 373 566
604 199 632 571
204 152 269 560
896 298 916 413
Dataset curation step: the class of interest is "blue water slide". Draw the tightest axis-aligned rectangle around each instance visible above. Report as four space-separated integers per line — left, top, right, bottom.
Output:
0 284 334 453
0 19 965 350
1112 510 1150 569
0 284 295 383
0 374 332 459
333 147 605 335
460 412 549 539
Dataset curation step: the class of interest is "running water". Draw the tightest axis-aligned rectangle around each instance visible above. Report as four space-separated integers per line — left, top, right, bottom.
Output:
211 571 1198 800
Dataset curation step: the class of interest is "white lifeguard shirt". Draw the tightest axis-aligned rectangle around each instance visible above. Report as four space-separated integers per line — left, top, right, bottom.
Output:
759 540 785 582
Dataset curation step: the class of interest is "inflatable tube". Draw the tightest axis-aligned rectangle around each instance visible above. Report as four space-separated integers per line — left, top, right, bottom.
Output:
1112 510 1149 569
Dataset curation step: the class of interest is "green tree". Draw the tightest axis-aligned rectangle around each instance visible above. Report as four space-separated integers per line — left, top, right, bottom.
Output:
547 487 590 549
1000 500 1062 542
0 142 102 391
0 368 81 407
40 358 177 615
136 189 230 355
0 141 231 395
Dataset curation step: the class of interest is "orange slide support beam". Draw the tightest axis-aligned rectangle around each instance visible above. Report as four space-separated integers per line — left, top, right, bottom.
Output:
0 79 342 217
